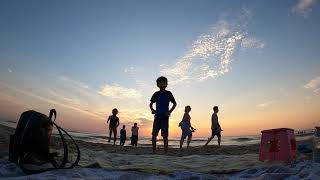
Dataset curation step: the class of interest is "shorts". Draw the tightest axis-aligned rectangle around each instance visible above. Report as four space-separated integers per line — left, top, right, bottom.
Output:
181 129 192 139
131 135 138 146
152 114 169 137
120 137 126 144
211 128 221 138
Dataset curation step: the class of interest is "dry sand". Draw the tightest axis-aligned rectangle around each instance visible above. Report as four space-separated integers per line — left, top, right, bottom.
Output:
0 124 315 176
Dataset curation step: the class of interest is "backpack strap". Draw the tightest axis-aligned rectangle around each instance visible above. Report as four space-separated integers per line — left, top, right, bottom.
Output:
54 122 80 168
48 109 56 122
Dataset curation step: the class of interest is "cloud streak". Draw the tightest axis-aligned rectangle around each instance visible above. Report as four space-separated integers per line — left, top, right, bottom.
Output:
291 0 316 18
98 84 142 99
0 81 103 119
257 100 278 108
305 76 320 89
305 76 320 95
160 9 264 85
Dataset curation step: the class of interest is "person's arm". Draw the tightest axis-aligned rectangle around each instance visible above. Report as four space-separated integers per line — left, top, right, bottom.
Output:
149 93 156 114
107 116 110 124
168 91 177 116
218 121 222 130
149 102 156 114
188 118 195 130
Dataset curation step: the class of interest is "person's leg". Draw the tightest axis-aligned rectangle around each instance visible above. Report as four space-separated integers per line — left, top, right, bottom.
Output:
162 116 169 153
152 135 157 153
134 137 138 147
180 136 184 149
187 136 192 148
108 127 112 143
113 128 117 145
204 136 213 146
217 132 221 147
152 116 160 153
135 136 138 147
163 136 168 154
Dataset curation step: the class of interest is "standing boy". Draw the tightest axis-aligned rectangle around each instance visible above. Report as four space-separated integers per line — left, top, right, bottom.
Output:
149 76 177 154
205 106 223 147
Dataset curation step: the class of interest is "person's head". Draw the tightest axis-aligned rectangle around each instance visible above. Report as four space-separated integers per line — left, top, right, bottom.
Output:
185 105 191 113
213 106 219 113
122 125 125 129
156 76 168 90
112 108 118 115
134 122 137 127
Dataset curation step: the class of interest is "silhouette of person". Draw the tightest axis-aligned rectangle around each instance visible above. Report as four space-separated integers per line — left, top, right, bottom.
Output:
179 105 195 148
120 125 126 146
205 106 223 147
131 123 139 147
149 76 177 154
107 108 120 145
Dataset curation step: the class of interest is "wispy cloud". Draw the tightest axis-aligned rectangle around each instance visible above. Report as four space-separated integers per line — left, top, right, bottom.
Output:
241 37 265 49
0 81 103 119
160 9 265 85
8 68 13 73
57 75 90 89
305 76 320 89
98 84 142 99
291 0 316 18
124 66 143 75
305 76 320 95
257 100 278 108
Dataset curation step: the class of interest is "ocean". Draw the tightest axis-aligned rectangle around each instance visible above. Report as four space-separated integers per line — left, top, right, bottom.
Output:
0 120 313 148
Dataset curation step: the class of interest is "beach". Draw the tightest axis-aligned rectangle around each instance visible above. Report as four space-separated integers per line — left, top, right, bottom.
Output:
0 124 319 179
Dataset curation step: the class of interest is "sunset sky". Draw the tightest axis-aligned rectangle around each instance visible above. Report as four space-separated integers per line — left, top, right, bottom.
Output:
0 0 320 137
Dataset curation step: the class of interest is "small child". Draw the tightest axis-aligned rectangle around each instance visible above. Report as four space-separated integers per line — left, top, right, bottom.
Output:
131 123 139 147
120 125 126 146
149 76 177 154
179 106 195 148
107 108 120 145
205 106 223 147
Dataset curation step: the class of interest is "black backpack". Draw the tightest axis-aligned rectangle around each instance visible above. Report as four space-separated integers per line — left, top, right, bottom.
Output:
9 109 80 174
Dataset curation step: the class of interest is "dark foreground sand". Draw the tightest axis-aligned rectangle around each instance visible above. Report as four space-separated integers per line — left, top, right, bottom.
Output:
1 124 318 179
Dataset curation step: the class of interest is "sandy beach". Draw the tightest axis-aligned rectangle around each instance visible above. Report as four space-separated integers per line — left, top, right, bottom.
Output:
0 124 319 179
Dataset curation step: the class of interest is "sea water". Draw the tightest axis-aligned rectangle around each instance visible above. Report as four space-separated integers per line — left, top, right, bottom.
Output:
0 120 314 148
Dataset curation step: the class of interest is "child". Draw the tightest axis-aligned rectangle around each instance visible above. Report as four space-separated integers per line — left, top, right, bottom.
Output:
149 76 177 154
205 106 223 147
107 108 120 145
179 106 195 148
120 125 126 146
131 123 139 147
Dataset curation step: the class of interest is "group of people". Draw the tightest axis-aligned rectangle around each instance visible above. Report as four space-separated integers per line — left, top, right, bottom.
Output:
106 76 223 153
106 108 139 147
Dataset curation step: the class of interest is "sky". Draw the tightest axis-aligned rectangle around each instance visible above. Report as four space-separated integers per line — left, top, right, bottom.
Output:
0 0 320 137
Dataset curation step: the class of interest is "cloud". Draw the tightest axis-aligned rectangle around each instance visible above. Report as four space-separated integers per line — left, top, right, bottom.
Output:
305 76 320 89
57 75 90 89
314 88 320 95
257 100 278 108
160 9 265 85
241 37 265 49
8 68 13 73
124 66 143 75
291 0 316 18
0 81 103 119
98 84 142 99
